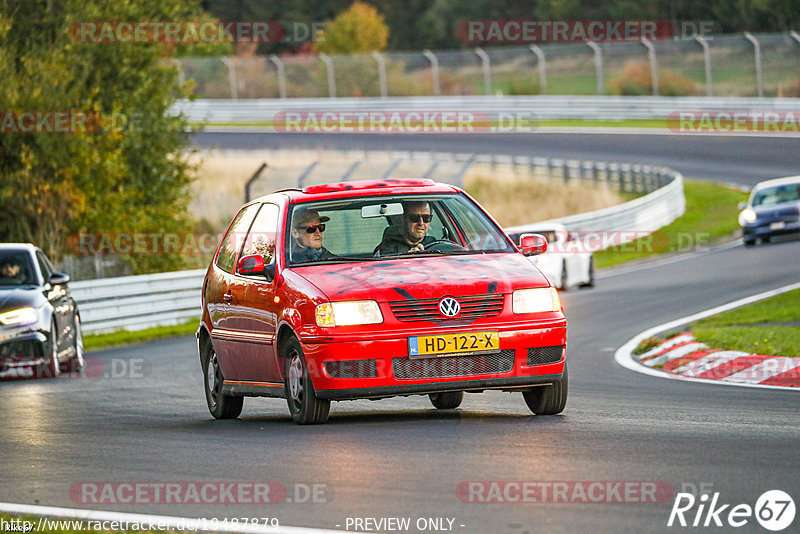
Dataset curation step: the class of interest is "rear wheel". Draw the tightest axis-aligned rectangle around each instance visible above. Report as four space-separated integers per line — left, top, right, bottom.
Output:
284 337 330 424
579 257 595 288
69 315 85 372
760 235 772 244
429 391 464 409
559 261 568 291
203 343 243 419
523 364 568 415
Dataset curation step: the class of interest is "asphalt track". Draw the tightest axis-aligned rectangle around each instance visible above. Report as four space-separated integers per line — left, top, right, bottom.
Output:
2 132 799 534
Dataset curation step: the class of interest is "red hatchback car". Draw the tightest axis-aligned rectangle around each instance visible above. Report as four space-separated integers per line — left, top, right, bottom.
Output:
197 179 567 424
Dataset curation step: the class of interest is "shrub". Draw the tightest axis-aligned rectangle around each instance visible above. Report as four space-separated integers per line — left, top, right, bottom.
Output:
611 60 696 96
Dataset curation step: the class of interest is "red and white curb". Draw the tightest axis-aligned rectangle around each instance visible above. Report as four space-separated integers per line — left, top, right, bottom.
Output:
638 333 800 387
615 281 800 391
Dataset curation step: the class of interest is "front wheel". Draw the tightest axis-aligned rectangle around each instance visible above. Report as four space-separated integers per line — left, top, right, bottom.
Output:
429 391 464 409
70 315 85 372
579 257 594 288
203 343 243 419
44 323 61 378
523 364 568 415
559 261 569 291
284 338 330 424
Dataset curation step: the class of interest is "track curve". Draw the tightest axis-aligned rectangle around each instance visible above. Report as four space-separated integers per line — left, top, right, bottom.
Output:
1 132 798 534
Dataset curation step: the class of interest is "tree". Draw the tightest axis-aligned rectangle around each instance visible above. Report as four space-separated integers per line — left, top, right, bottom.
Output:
0 0 228 272
315 1 389 54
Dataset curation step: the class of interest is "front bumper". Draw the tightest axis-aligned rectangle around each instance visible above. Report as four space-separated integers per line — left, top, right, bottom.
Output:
743 219 800 239
0 329 47 378
301 319 567 401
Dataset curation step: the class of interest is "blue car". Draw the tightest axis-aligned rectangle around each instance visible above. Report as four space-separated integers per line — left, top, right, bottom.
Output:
739 176 800 246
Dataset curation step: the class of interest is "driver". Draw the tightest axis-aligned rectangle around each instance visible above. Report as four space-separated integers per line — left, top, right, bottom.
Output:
375 200 438 256
0 259 24 283
290 208 336 263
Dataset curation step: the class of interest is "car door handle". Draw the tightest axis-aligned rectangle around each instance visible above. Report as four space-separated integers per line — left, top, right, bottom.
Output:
222 292 233 303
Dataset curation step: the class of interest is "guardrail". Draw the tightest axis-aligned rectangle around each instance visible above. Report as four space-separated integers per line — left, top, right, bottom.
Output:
173 95 800 123
71 158 683 334
70 269 206 334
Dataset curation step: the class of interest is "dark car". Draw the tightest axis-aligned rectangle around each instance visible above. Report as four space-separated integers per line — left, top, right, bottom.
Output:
739 176 800 246
197 179 567 424
0 244 84 378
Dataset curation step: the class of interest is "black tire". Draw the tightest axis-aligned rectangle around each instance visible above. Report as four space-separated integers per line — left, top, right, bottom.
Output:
523 363 568 415
202 342 243 419
760 235 772 244
44 322 61 378
284 337 330 424
559 261 568 291
69 315 85 372
743 238 756 247
579 257 595 288
429 391 464 409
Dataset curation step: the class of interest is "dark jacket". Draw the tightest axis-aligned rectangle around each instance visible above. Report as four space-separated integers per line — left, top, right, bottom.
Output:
374 225 436 256
291 245 336 263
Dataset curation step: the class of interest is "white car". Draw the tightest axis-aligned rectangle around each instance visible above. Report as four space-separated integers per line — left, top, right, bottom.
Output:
508 224 594 290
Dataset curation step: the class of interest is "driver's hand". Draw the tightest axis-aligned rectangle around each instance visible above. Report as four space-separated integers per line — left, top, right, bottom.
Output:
408 243 424 253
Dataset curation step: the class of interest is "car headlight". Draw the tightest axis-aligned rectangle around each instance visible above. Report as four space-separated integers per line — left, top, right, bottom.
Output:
512 288 561 314
315 301 383 327
738 209 757 226
0 307 38 326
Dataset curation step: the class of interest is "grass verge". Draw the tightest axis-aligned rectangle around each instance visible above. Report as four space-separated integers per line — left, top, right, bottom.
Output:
83 319 199 351
690 289 800 358
594 180 748 269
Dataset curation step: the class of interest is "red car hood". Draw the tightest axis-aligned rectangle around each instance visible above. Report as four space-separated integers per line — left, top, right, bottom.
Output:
290 253 550 302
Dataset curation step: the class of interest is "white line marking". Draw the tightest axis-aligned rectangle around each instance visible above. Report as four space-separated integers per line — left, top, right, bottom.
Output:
614 281 800 391
0 502 352 534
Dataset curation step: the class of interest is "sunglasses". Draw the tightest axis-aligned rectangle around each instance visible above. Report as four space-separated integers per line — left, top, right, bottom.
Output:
405 214 433 223
301 223 325 234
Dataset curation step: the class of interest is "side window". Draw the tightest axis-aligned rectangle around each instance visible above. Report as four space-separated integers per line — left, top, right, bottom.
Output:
240 203 280 271
215 204 260 273
36 251 52 281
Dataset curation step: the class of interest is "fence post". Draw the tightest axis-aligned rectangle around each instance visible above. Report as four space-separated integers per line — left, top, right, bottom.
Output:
319 53 337 97
453 155 475 188
269 55 287 99
641 39 659 96
743 32 763 98
529 45 547 94
171 59 185 87
586 41 604 95
694 36 713 96
244 163 268 203
220 57 238 99
371 51 388 98
423 161 440 179
340 161 361 181
474 47 492 95
380 159 402 179
296 161 319 188
423 50 441 96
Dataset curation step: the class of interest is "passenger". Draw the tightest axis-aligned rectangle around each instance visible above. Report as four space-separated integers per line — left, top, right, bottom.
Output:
290 208 336 262
0 259 24 283
375 201 438 256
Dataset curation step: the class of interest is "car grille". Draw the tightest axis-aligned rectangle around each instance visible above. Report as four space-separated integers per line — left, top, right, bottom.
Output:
527 346 564 366
0 339 43 362
392 350 514 380
324 359 378 378
388 294 505 322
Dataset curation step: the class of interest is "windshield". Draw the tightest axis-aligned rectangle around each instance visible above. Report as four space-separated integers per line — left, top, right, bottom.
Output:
286 193 514 265
751 184 800 207
0 251 36 286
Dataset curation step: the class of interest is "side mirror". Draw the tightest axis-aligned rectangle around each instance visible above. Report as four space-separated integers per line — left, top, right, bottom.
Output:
520 234 548 256
237 255 275 281
737 201 747 210
49 272 70 285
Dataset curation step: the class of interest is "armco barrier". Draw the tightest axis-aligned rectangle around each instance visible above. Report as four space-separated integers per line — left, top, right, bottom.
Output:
71 165 683 334
172 95 800 124
70 269 206 334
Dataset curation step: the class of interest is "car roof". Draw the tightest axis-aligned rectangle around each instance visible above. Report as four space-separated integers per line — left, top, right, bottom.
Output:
0 243 37 254
751 175 800 191
252 178 460 204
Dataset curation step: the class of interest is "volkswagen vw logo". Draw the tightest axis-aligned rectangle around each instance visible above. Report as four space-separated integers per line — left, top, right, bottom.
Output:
438 297 460 317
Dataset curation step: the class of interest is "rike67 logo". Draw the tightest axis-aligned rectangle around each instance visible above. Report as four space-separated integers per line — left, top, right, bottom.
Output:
668 490 795 531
